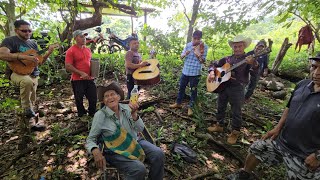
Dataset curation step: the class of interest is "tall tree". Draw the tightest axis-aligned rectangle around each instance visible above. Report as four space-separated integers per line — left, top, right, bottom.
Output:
179 0 201 42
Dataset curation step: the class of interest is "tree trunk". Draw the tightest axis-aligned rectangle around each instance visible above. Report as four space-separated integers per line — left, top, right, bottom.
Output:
59 0 136 45
0 0 16 37
271 38 293 74
186 0 201 43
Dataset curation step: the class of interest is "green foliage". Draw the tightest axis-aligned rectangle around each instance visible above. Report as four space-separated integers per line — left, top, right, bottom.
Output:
140 25 184 55
0 75 10 88
142 106 155 113
0 98 19 111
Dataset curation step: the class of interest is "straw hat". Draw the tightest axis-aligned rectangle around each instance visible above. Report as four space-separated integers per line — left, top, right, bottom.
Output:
228 35 252 49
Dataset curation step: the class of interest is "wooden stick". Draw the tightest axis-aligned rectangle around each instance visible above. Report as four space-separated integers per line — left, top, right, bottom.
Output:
190 170 221 180
195 133 245 166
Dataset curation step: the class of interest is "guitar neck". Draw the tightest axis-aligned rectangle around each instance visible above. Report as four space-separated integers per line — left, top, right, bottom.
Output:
225 53 258 73
37 47 49 55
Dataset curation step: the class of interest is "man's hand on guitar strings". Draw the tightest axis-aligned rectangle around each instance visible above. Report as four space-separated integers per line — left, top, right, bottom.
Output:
245 55 254 65
23 55 39 66
208 70 215 81
140 61 149 67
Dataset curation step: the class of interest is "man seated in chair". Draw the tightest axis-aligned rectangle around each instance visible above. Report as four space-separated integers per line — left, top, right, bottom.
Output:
85 82 164 180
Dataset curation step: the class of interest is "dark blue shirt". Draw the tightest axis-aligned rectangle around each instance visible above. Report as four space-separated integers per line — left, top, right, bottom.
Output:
0 36 39 76
276 79 320 159
248 50 269 75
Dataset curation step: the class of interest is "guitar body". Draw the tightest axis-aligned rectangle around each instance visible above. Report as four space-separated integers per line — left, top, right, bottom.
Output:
132 59 160 85
206 47 271 93
206 63 231 93
8 49 44 75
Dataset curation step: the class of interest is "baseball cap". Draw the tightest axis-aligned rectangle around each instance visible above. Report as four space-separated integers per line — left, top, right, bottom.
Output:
73 30 88 38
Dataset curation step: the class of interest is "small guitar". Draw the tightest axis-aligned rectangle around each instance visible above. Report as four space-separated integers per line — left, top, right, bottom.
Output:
8 43 59 75
132 59 160 85
206 47 271 93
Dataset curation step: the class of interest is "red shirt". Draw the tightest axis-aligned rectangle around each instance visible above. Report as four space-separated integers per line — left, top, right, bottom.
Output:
65 45 92 80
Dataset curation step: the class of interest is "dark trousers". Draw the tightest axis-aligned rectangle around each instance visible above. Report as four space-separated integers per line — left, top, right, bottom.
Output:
176 74 200 107
216 83 245 130
245 70 260 99
126 74 136 99
71 80 97 117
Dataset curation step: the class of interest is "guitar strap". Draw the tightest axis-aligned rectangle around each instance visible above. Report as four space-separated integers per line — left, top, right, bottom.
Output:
227 56 236 80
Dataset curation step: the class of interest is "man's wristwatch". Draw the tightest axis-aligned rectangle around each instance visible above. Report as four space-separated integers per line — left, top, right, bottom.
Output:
315 150 320 161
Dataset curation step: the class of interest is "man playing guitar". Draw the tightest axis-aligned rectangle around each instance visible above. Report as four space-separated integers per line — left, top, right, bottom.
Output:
0 20 54 130
207 35 258 144
169 30 208 116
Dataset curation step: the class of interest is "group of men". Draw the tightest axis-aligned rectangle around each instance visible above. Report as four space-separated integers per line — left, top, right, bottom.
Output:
0 19 319 179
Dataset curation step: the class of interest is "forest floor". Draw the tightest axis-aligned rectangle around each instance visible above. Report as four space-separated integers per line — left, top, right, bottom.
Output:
0 74 293 180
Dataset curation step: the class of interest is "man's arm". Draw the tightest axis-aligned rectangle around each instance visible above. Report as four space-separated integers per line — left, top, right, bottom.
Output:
128 103 145 132
85 112 106 170
41 45 55 63
262 107 289 140
0 47 38 62
125 51 148 70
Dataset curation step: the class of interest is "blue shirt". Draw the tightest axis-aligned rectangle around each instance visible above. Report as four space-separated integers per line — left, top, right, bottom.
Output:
181 42 208 76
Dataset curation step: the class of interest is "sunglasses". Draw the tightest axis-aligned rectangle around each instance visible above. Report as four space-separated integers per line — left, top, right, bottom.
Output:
18 29 32 33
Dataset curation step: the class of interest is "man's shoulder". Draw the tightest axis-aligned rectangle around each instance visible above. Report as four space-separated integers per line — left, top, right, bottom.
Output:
125 50 135 56
1 36 18 45
296 79 312 89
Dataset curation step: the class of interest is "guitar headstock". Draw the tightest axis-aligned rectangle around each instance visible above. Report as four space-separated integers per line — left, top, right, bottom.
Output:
254 47 271 57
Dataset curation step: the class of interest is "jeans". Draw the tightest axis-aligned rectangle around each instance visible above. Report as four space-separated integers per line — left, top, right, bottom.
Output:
71 80 97 117
105 139 165 180
216 83 245 130
245 70 260 99
10 72 38 109
176 74 200 107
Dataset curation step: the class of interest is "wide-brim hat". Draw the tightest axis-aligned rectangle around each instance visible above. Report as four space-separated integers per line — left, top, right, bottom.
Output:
97 82 124 102
228 35 252 49
309 52 320 61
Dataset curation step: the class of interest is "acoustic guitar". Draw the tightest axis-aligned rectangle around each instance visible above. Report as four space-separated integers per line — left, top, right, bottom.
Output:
206 47 271 93
132 59 160 85
8 44 58 75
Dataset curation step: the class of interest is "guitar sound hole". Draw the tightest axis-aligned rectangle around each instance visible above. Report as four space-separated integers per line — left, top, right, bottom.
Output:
139 70 152 73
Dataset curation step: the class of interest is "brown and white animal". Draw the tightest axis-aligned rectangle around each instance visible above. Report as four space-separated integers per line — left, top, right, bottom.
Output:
295 25 314 53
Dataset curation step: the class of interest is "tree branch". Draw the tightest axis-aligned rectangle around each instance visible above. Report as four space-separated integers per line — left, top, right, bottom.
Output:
104 0 137 16
0 4 6 14
15 9 26 19
179 0 191 23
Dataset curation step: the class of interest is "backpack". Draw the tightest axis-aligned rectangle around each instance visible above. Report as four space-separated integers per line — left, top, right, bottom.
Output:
295 25 314 52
